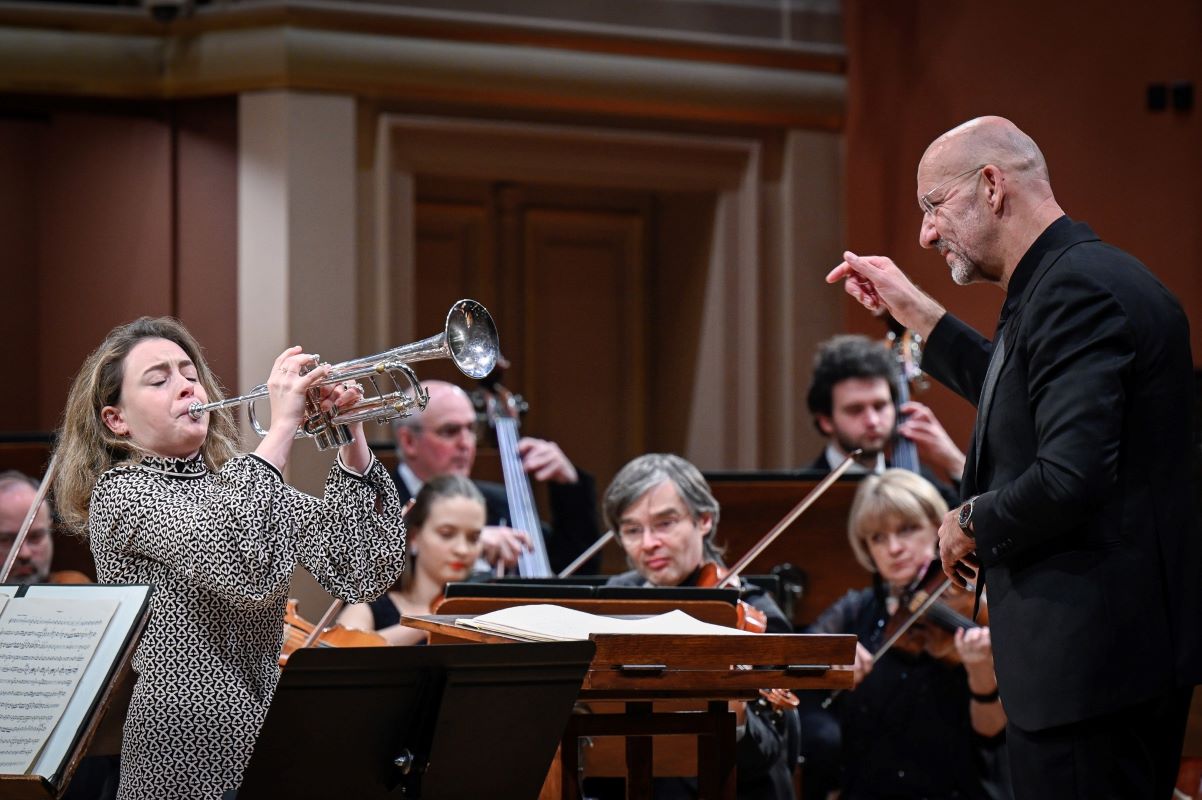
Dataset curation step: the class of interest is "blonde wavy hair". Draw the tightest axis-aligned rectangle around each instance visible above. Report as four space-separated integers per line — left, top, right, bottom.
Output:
846 469 947 573
54 317 240 534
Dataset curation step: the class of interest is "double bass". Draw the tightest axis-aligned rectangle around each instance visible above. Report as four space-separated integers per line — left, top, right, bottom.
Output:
886 319 925 474
476 375 554 577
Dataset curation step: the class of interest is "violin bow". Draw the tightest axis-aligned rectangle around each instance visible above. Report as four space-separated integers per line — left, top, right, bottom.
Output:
0 453 58 583
820 572 957 710
715 450 862 590
557 530 616 578
871 576 954 660
298 598 346 651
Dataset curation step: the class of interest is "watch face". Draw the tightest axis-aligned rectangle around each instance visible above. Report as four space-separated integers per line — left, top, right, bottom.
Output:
958 503 972 528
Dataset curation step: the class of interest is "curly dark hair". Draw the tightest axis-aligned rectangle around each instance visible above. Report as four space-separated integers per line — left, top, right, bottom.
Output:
806 335 898 433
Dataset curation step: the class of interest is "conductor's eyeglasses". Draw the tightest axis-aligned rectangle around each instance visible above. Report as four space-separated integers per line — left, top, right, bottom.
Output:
919 165 985 217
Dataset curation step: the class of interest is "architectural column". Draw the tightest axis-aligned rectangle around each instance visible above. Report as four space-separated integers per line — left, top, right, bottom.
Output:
238 90 358 494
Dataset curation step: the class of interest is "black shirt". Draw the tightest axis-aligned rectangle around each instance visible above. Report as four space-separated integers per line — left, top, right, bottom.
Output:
809 586 999 800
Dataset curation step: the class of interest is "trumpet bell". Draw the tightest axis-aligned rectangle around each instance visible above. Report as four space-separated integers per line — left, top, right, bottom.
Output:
444 299 498 379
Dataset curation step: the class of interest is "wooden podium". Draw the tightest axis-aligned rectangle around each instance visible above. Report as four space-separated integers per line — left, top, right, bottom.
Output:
405 606 855 800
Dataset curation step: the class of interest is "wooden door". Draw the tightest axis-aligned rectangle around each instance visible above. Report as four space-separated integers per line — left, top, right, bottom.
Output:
411 179 651 562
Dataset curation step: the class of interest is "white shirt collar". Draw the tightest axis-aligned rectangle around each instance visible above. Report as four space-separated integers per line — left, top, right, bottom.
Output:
398 462 424 497
825 443 886 475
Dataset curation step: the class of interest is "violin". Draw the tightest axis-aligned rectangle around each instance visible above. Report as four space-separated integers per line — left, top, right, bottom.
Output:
696 561 768 633
878 558 987 666
49 569 93 585
696 561 800 712
820 557 987 710
279 598 386 666
694 458 861 711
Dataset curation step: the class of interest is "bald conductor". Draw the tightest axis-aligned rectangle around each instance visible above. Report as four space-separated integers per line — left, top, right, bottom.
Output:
828 116 1202 799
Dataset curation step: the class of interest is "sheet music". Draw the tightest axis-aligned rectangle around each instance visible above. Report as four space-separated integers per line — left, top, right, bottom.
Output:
0 597 118 774
456 604 753 642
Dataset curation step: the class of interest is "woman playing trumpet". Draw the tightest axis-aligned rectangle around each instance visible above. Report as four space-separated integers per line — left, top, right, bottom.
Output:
54 317 407 800
339 474 487 645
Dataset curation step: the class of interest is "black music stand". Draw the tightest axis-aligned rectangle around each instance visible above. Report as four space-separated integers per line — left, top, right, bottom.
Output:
237 641 595 800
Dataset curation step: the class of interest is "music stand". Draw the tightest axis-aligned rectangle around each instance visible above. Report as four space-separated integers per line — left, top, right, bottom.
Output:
237 641 594 800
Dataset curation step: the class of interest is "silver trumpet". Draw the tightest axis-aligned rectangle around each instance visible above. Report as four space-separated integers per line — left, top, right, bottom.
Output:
188 299 499 450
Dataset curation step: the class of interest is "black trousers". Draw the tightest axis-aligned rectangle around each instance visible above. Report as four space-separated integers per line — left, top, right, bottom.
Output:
1006 685 1193 800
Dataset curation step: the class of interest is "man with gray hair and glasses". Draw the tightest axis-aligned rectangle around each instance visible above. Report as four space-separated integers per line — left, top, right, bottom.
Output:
600 453 797 800
827 115 1202 798
390 380 600 573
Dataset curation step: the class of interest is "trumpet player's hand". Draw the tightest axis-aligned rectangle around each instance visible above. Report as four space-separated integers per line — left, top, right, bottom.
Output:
518 437 578 484
255 347 331 471
321 379 370 475
480 526 533 570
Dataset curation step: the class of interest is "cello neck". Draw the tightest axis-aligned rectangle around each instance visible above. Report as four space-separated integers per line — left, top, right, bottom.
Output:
494 417 553 577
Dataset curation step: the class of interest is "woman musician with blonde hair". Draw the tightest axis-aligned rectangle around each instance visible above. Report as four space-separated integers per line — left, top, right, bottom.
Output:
54 316 408 800
802 469 1007 799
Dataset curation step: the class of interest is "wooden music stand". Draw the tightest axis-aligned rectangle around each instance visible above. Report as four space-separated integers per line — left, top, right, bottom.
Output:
405 609 855 800
236 640 595 800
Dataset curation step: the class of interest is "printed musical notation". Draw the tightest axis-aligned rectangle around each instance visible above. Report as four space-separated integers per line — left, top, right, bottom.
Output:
0 597 117 774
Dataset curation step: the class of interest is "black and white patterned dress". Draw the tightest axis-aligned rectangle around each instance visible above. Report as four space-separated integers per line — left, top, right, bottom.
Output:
87 452 406 800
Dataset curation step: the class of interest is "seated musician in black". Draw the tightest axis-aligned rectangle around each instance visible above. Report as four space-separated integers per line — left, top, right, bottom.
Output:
804 469 1008 800
338 475 487 644
390 380 601 573
598 453 798 800
806 334 963 507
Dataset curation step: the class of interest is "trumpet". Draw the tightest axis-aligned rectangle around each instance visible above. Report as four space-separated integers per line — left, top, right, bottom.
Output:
188 299 499 450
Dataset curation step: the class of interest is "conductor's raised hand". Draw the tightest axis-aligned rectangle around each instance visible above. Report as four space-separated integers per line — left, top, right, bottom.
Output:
826 251 945 338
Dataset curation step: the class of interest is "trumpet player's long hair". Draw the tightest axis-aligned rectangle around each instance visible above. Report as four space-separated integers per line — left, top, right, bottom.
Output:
55 317 240 534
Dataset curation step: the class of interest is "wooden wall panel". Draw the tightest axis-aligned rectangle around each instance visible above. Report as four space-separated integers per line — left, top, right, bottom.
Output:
0 119 42 433
36 112 173 430
522 207 647 504
175 98 238 393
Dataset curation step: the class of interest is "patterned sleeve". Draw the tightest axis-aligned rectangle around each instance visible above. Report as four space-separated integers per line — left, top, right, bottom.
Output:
89 456 314 606
267 455 407 604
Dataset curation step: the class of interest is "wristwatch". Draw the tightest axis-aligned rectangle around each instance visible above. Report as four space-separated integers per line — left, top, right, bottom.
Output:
957 496 977 538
